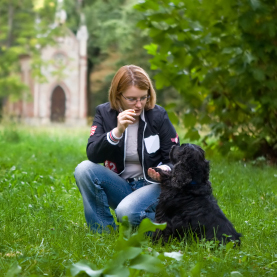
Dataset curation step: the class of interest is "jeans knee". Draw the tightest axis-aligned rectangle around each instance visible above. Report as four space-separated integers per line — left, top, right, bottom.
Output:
75 160 91 178
115 204 125 223
74 160 100 188
116 203 142 226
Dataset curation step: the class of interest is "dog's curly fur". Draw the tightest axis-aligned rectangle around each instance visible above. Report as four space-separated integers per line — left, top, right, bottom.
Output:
153 143 241 244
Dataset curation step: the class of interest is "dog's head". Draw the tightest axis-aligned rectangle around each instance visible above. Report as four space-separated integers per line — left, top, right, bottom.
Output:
169 143 210 189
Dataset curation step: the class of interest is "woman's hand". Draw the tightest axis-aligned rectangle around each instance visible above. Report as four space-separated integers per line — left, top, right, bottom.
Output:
148 165 170 182
113 109 136 137
148 168 161 182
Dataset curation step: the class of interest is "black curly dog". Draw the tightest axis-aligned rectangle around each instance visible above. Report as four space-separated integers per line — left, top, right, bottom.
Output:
153 143 241 244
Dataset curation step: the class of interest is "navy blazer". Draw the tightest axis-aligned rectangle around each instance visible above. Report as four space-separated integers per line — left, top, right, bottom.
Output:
87 102 180 183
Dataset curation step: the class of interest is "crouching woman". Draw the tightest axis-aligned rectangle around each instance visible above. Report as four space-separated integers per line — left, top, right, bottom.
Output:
74 65 179 232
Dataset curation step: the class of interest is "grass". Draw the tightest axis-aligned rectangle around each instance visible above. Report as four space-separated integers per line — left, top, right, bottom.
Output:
0 125 276 276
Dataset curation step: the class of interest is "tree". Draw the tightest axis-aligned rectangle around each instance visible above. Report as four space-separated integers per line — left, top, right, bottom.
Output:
64 0 153 116
0 0 62 115
64 0 181 116
135 0 277 160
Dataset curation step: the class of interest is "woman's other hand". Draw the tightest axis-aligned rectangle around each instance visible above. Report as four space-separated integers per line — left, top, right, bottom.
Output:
148 165 170 182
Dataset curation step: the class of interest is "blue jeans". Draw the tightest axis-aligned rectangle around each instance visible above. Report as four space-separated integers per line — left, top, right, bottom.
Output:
74 160 161 232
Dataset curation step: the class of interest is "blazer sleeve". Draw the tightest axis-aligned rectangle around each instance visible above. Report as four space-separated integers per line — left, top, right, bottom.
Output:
86 106 119 163
158 109 180 170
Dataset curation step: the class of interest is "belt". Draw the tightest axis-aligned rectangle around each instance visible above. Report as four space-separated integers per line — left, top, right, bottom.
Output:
126 177 145 183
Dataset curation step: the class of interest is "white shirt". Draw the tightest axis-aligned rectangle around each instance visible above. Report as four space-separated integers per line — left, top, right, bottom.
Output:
120 121 144 179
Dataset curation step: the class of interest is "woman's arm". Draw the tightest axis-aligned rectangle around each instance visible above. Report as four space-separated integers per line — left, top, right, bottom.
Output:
86 106 119 163
158 109 180 169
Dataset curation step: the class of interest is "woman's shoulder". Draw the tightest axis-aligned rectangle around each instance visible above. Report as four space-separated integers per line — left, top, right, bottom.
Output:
145 105 168 128
96 102 117 114
94 103 118 123
96 102 111 111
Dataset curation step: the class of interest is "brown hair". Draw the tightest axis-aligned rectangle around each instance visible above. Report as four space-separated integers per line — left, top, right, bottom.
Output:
108 65 156 111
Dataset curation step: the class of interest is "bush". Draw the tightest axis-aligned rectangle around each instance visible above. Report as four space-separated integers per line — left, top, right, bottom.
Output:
135 0 277 161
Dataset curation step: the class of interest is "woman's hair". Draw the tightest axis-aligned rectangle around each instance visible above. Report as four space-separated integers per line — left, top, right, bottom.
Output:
109 65 156 111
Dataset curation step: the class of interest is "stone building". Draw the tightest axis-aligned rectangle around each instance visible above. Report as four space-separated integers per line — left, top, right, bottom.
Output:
4 23 88 126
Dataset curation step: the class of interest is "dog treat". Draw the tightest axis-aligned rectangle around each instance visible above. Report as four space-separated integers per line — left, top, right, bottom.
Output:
151 167 163 173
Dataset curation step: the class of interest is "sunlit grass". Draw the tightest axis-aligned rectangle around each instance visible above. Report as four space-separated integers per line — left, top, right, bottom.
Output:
0 125 276 276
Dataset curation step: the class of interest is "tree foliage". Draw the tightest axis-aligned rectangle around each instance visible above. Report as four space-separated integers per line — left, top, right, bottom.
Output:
0 0 62 113
135 0 277 160
65 0 181 116
64 0 154 115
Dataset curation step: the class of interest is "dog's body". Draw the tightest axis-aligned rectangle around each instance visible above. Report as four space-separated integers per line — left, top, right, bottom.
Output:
153 144 241 244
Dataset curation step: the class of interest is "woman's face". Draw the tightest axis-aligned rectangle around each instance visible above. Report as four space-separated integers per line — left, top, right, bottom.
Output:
119 86 148 118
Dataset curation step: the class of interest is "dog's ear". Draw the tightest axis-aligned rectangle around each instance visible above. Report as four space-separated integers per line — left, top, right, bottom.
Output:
170 144 188 164
169 145 179 164
201 159 210 184
171 162 192 189
178 144 210 185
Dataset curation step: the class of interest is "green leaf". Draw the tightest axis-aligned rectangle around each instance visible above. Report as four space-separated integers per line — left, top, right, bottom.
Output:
183 113 197 128
136 20 149 29
251 68 265 81
241 255 248 262
6 263 22 277
265 260 277 269
168 111 179 125
243 51 256 64
149 28 163 38
154 73 170 89
164 103 177 110
70 261 103 277
103 265 129 277
226 241 234 251
231 271 243 277
190 262 202 277
222 47 242 55
149 13 171 22
190 21 203 32
134 0 160 12
267 22 276 38
235 101 248 111
129 254 163 273
137 218 167 235
249 0 261 11
119 216 132 240
112 247 142 264
199 114 211 125
184 128 200 141
144 43 158 56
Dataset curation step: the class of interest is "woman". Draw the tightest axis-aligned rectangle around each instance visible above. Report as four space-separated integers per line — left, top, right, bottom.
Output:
74 65 179 232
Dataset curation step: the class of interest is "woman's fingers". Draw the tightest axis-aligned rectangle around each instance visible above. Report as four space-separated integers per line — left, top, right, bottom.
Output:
117 117 135 129
118 115 135 122
119 120 134 127
118 110 136 121
117 109 136 133
148 168 161 182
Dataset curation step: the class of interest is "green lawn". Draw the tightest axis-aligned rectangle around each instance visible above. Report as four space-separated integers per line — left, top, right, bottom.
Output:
0 125 276 276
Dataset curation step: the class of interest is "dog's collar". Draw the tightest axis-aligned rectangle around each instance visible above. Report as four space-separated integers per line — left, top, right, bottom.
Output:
189 181 197 185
